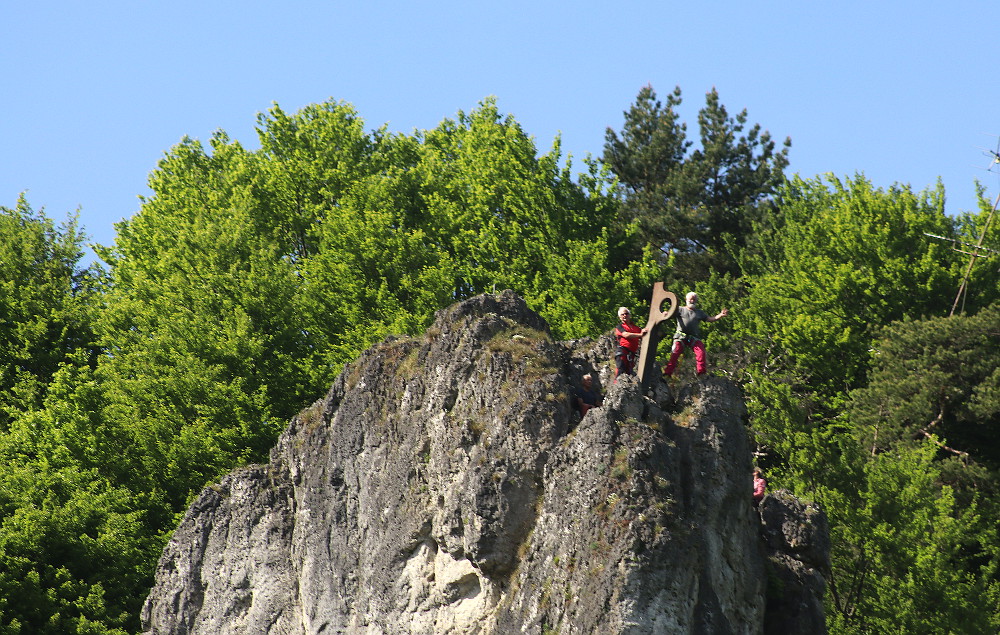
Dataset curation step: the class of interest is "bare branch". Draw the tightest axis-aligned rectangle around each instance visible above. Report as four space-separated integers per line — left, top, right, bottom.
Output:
915 429 969 463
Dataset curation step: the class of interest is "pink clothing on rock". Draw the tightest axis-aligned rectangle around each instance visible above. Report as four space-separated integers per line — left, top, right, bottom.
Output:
753 476 767 505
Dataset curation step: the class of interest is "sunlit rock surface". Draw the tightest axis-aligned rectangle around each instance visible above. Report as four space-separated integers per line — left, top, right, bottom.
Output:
142 291 828 634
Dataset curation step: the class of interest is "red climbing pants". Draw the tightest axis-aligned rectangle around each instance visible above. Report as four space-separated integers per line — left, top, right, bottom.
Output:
663 339 707 376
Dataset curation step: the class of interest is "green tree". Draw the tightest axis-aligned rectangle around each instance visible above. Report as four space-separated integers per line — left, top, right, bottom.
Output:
825 306 1000 634
947 182 1000 316
704 174 1000 631
0 453 157 634
717 175 959 489
848 306 1000 476
603 85 790 282
0 197 101 429
253 100 388 263
301 98 659 344
97 131 329 508
409 99 657 337
820 441 999 634
0 200 155 633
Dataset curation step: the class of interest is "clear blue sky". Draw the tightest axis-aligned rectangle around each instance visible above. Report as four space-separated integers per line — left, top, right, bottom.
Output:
4 1 999 257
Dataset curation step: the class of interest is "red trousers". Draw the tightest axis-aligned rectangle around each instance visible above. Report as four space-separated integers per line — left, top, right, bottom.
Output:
663 339 707 376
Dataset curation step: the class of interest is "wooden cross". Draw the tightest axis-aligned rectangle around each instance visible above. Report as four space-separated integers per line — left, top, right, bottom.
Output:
637 282 678 390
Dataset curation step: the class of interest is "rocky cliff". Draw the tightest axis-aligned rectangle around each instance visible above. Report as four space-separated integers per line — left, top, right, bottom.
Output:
141 291 829 634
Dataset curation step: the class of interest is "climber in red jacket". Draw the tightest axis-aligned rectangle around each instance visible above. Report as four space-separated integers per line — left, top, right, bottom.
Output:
614 306 647 381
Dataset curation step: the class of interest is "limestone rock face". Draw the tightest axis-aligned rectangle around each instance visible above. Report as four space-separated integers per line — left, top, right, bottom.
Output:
141 291 829 634
759 491 830 635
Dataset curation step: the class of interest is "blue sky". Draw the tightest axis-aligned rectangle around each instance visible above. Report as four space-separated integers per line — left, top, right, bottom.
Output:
4 2 999 258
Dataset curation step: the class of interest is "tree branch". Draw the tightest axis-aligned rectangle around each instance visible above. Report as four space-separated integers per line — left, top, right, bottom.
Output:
925 407 945 430
915 428 969 463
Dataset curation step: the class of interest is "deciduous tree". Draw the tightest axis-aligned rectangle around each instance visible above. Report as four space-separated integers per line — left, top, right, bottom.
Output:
0 197 101 429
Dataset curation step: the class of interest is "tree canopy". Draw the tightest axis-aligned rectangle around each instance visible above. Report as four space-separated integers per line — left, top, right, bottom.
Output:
701 173 1000 632
603 84 790 283
0 198 101 430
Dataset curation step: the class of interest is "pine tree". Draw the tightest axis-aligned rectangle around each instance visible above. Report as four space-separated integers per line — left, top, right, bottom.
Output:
603 85 790 283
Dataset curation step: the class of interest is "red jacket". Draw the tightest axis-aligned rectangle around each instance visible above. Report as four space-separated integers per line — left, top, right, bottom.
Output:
615 322 642 353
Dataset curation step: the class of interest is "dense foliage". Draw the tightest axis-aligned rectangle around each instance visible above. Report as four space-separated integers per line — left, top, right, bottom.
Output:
703 174 1000 631
1 91 998 633
603 84 791 282
0 197 101 429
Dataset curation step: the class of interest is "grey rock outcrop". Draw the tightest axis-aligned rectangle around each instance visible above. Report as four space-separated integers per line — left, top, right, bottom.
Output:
141 291 828 634
759 491 830 635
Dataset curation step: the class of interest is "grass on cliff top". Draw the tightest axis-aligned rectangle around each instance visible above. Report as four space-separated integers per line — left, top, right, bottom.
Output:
485 325 559 381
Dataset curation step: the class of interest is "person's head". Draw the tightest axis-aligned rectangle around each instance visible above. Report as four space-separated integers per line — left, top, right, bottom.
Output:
686 292 698 307
582 373 592 388
618 306 631 323
753 467 763 478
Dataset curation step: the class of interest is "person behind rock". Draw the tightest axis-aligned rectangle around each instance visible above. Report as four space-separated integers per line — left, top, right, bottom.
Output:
574 373 603 417
613 306 646 380
753 467 767 507
662 291 728 378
